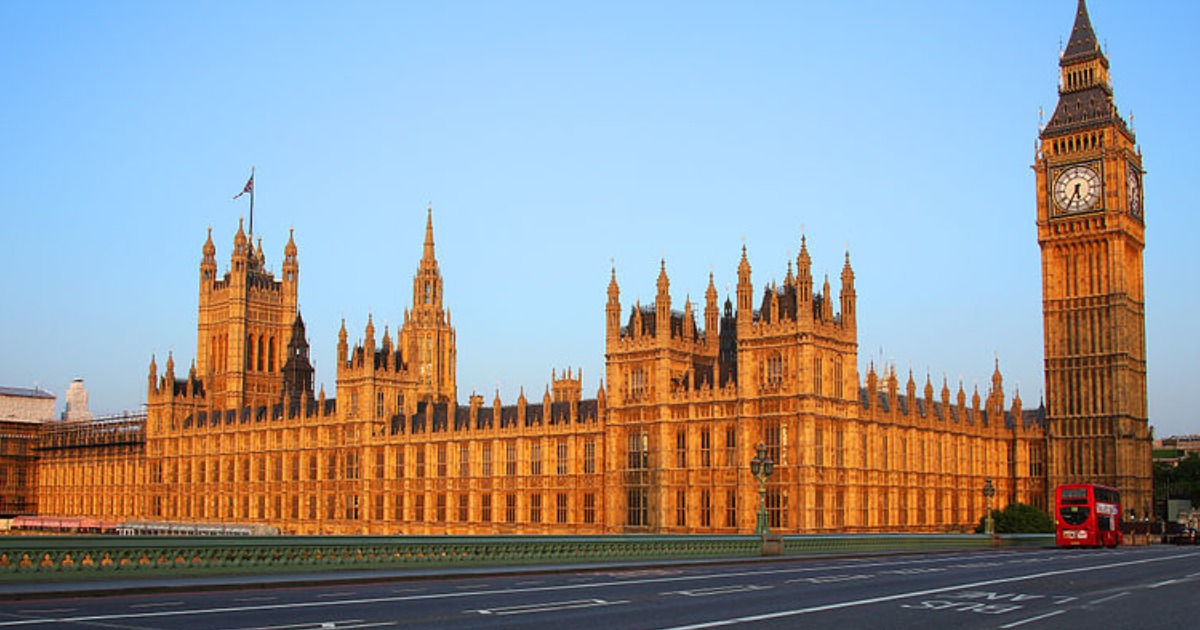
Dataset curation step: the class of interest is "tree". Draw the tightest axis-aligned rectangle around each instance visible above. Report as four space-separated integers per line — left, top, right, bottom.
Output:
975 503 1054 534
1154 453 1200 520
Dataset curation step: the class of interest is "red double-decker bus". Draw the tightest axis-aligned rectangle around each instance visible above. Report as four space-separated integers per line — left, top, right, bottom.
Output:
1055 483 1122 548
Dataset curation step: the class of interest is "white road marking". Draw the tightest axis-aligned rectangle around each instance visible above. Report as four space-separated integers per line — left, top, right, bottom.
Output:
317 592 358 598
129 601 183 609
1147 579 1176 589
468 599 628 616
12 610 74 615
233 597 278 603
224 620 379 630
655 552 1200 630
1088 591 1130 605
998 609 1066 628
662 585 771 597
786 574 873 584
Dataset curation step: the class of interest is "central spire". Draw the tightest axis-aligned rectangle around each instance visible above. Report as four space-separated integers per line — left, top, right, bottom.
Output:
412 206 445 313
423 204 437 264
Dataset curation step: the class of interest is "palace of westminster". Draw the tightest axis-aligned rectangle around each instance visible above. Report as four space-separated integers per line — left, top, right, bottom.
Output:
2 2 1153 534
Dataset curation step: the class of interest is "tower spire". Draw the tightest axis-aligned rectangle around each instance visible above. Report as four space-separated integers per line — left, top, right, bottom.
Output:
1063 0 1100 62
1041 0 1124 138
423 204 436 263
1035 0 1151 513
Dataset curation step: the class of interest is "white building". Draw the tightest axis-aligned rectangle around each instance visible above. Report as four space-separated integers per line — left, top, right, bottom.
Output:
0 385 55 424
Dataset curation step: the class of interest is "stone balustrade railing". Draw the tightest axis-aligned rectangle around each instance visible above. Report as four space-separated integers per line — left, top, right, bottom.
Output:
0 533 1051 580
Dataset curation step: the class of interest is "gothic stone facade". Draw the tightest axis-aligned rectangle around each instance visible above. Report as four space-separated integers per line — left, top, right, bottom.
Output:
33 1 1148 534
34 212 1044 535
1034 0 1153 515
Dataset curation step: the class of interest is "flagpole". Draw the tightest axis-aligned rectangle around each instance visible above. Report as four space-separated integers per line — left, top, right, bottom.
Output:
249 165 255 237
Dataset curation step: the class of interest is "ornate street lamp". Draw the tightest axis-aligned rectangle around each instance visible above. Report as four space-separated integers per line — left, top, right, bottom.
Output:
750 443 774 535
983 478 996 535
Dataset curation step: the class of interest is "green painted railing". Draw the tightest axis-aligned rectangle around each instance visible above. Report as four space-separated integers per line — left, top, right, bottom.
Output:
0 534 1051 581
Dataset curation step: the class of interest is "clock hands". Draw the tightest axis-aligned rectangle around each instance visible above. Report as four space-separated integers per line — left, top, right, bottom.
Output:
1054 166 1100 213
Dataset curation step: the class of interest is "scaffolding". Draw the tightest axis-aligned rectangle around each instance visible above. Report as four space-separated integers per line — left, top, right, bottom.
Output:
37 412 146 451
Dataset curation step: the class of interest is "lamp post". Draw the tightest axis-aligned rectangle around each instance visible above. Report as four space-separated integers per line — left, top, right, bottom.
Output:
983 478 996 536
750 443 774 535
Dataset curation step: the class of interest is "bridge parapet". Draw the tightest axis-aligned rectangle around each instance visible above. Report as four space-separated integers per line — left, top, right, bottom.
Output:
0 534 1051 580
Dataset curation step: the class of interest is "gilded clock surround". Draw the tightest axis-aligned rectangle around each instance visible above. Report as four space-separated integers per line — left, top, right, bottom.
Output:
1052 163 1102 214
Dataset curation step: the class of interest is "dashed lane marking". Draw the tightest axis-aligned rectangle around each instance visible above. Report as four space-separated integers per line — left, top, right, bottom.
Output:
998 609 1066 628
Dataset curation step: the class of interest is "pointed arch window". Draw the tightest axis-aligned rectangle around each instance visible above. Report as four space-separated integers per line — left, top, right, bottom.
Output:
766 351 784 388
630 367 646 401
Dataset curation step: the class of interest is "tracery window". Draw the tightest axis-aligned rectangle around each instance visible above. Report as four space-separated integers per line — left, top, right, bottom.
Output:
630 367 646 401
766 351 784 388
583 492 596 524
556 440 568 475
531 443 542 476
584 439 596 474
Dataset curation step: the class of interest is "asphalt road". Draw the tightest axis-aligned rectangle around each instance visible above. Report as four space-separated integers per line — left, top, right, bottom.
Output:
0 546 1197 629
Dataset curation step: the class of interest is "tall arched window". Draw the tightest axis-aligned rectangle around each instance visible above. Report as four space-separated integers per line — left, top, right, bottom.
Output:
766 351 784 387
630 368 646 401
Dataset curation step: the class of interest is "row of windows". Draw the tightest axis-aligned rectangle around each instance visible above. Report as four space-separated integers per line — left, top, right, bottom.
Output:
141 422 1010 485
1063 66 1098 91
674 488 745 529
638 486 1006 530
147 491 599 525
1051 131 1105 156
624 421 1009 479
630 427 740 471
143 439 599 485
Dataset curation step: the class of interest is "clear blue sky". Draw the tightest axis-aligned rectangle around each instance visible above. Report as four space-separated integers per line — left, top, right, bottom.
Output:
1 1 1196 438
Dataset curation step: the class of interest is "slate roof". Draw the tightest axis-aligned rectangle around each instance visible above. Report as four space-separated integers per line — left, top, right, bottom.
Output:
0 386 55 400
1062 0 1101 63
1043 0 1128 137
1043 86 1125 136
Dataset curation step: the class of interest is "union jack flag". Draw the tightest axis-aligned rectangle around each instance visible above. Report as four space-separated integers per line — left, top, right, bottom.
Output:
232 173 254 200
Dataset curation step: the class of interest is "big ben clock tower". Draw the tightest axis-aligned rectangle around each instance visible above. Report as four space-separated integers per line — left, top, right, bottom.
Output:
1036 0 1152 514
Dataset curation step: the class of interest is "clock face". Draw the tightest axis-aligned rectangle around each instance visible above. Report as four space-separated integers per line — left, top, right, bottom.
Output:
1053 165 1102 213
1126 163 1142 218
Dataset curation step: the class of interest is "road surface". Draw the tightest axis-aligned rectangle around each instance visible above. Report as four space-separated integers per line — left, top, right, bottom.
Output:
0 545 1196 629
